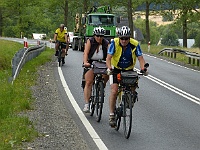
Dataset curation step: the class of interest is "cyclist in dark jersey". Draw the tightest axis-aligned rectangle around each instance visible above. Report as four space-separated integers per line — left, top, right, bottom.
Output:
82 27 109 113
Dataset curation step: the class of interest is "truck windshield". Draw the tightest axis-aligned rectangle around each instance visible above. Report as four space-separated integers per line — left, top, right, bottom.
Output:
88 15 115 26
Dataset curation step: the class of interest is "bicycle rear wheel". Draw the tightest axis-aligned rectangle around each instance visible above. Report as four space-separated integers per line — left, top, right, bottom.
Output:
122 93 132 139
95 81 104 122
115 92 122 131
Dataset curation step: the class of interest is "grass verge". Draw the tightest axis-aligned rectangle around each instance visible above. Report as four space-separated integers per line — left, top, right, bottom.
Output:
0 39 54 149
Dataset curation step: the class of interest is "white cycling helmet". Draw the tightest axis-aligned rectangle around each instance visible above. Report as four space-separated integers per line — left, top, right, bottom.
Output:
118 26 131 37
93 27 106 35
60 24 65 28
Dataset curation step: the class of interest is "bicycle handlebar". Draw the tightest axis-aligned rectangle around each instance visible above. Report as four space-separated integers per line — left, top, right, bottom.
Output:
107 63 149 76
82 59 106 68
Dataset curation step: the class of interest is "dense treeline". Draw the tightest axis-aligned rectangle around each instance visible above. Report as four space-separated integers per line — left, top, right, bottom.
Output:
0 0 200 47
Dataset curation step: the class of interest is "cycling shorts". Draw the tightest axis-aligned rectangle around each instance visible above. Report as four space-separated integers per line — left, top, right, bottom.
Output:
56 41 66 49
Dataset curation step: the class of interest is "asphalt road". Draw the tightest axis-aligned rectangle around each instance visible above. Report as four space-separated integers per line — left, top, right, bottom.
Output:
2 37 200 150
59 46 200 150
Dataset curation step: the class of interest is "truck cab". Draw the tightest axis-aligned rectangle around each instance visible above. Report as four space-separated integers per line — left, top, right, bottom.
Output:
72 6 120 51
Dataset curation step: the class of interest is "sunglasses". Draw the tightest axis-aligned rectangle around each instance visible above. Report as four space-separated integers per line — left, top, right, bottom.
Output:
96 35 104 37
120 37 130 41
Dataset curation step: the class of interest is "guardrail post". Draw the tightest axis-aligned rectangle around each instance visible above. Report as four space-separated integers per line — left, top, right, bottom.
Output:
188 57 191 64
192 58 195 65
174 52 176 59
167 52 170 57
170 52 173 58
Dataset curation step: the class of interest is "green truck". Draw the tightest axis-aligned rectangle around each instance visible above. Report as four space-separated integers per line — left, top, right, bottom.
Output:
72 5 120 51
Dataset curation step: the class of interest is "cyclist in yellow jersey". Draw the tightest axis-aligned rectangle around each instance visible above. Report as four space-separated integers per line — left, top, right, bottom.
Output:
53 24 69 63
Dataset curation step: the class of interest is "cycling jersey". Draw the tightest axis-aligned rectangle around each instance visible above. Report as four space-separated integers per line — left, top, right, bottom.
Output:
55 28 68 42
108 38 143 70
87 37 109 64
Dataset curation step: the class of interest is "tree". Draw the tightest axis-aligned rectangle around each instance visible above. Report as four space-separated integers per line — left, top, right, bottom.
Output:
194 31 200 49
128 0 134 37
165 0 200 47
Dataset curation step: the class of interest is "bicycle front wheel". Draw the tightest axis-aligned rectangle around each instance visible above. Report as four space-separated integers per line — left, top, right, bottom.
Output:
90 84 96 116
122 93 133 139
95 81 104 122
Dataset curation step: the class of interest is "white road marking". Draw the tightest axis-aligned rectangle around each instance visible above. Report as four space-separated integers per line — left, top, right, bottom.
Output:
144 54 200 73
135 68 200 105
58 67 108 150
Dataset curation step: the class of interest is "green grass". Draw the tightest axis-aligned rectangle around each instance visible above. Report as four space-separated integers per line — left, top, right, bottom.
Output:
0 39 54 149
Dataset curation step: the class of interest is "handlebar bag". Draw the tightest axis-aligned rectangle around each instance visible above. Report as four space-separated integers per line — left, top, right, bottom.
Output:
120 71 138 85
93 61 107 74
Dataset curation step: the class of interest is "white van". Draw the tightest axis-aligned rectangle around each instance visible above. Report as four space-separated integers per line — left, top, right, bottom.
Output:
68 32 74 48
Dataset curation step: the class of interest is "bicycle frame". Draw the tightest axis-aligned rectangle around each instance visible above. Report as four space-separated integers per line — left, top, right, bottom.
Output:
86 60 107 122
114 63 149 139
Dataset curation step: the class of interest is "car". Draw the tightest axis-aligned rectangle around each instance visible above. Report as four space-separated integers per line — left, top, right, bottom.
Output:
68 32 74 48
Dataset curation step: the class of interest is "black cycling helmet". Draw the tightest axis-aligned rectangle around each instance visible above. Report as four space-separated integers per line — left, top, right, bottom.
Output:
118 26 131 37
93 27 106 36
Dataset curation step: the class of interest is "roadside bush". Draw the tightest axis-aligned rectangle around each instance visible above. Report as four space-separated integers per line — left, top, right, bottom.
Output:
161 31 179 46
194 32 200 49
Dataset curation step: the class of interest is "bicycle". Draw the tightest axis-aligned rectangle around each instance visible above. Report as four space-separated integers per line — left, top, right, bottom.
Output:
82 60 107 122
52 40 67 67
57 42 67 67
114 63 149 139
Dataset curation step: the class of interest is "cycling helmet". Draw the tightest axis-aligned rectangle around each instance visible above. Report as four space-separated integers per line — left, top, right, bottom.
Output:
60 24 65 28
93 27 106 36
118 26 131 37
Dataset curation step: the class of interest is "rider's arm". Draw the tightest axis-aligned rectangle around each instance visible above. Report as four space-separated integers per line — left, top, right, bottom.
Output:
106 40 115 70
106 54 112 70
53 33 57 42
138 55 146 70
135 44 146 71
83 39 91 66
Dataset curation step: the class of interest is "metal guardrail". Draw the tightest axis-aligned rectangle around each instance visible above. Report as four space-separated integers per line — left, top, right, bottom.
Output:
11 42 46 83
158 48 200 66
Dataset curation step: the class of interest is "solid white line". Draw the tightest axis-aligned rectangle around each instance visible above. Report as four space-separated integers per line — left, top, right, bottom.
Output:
57 67 108 150
135 68 200 105
147 75 200 102
146 75 200 105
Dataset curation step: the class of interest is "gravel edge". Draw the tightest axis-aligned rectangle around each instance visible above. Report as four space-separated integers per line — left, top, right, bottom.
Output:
22 58 90 150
